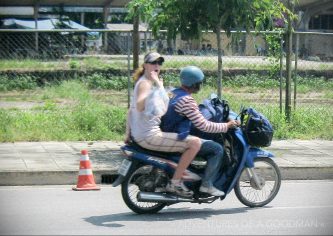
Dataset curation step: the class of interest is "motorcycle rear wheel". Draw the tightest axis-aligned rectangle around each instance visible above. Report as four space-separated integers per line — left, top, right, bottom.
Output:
121 162 167 214
234 157 281 207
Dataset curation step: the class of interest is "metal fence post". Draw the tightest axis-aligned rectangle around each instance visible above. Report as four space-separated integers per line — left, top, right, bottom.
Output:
294 32 299 110
144 31 147 54
127 32 132 109
103 32 108 53
217 28 222 98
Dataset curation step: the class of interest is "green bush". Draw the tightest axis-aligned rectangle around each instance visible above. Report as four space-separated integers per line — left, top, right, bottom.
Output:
82 73 129 90
0 75 38 91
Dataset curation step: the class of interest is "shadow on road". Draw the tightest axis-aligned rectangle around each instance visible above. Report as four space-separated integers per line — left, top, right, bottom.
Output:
84 206 251 228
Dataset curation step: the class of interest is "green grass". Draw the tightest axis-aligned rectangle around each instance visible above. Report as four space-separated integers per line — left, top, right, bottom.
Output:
0 59 67 71
163 59 271 70
2 57 332 72
194 86 333 140
0 79 332 142
0 99 127 142
40 80 91 101
0 58 127 71
1 56 331 142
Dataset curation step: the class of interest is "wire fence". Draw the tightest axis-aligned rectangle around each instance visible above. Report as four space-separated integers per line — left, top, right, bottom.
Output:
0 29 332 112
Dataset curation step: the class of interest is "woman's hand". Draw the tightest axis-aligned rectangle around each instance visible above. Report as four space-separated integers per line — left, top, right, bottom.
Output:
149 71 163 87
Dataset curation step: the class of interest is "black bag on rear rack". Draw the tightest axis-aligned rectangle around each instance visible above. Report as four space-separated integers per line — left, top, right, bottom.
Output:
190 96 229 141
240 107 274 147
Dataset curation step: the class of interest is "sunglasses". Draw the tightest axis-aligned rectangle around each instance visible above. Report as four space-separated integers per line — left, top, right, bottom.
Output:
148 60 163 65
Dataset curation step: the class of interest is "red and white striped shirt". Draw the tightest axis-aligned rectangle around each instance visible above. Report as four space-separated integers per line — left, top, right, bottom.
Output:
175 95 228 133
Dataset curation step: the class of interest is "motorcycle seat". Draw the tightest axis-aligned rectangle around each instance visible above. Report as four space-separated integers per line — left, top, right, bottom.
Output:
123 139 207 168
124 140 182 160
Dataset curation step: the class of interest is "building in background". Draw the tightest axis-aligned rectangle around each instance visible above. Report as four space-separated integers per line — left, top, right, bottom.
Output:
0 0 332 59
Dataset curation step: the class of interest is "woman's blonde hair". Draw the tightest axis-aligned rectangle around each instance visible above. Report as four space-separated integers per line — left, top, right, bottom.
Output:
133 65 145 82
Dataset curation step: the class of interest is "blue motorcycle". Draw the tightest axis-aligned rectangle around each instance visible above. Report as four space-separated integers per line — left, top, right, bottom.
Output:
113 107 281 214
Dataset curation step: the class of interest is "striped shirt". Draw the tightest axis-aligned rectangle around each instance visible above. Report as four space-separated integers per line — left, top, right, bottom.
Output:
175 95 228 133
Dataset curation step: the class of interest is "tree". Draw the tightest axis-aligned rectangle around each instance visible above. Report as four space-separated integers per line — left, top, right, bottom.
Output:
126 0 183 68
127 0 287 96
284 0 296 122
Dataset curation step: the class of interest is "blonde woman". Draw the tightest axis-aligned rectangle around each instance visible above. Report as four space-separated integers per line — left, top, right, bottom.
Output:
125 52 201 197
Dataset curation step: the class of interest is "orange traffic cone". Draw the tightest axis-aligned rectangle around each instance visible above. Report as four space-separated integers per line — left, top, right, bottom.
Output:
72 149 100 191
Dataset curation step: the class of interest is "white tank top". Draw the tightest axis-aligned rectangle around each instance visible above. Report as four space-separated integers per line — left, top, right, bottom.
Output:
129 76 161 141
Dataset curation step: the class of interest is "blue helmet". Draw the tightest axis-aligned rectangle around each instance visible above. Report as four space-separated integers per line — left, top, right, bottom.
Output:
180 66 204 87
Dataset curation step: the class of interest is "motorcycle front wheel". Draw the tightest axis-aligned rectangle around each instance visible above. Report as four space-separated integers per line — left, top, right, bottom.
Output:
234 157 281 207
121 162 167 214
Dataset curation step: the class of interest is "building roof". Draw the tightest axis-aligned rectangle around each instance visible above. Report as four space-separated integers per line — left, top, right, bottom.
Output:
2 18 90 30
0 0 130 7
0 1 328 12
279 0 326 8
106 23 147 31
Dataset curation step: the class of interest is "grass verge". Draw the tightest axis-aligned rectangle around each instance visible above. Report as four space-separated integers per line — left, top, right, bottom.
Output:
0 80 332 141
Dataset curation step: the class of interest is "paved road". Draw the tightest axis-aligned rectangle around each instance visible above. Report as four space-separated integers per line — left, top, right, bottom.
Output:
0 140 332 186
0 180 332 235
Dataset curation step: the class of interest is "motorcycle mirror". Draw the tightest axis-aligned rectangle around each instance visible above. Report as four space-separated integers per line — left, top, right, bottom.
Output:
210 93 218 99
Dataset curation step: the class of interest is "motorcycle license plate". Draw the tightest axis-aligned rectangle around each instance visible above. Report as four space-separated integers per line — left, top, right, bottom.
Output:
118 159 132 176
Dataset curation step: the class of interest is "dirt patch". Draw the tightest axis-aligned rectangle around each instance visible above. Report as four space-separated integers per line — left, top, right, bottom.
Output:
0 101 44 109
0 99 78 110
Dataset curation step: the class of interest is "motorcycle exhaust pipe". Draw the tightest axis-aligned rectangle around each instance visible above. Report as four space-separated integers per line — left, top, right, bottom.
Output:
138 192 194 203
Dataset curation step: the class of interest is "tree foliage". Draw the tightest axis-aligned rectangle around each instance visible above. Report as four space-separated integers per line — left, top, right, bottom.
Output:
126 0 292 98
126 0 289 39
